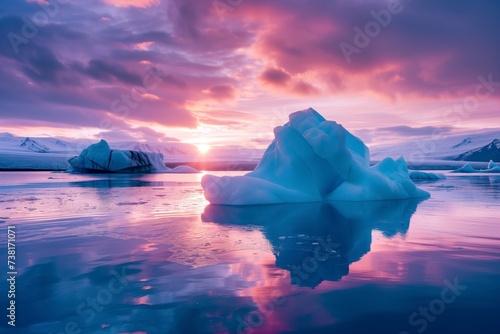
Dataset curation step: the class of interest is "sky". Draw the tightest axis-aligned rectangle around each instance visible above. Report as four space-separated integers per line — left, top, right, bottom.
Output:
1 0 499 153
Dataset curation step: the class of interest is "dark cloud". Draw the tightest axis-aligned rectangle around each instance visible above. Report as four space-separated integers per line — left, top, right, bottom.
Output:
71 59 143 86
240 0 500 98
22 45 64 84
166 0 255 52
1 0 499 138
260 68 291 86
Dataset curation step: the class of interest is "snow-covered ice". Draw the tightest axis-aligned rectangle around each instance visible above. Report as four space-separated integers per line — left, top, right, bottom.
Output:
68 140 200 174
202 108 429 205
452 162 500 173
408 170 446 180
370 128 500 162
69 140 168 173
167 165 200 173
451 164 477 173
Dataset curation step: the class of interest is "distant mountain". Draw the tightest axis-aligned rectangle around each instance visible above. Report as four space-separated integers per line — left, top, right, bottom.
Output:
0 132 14 138
452 139 500 162
20 137 50 153
451 137 472 149
370 129 500 162
55 139 68 148
0 133 196 157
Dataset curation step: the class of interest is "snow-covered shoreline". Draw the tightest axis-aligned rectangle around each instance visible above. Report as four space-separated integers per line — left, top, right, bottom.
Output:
0 155 495 172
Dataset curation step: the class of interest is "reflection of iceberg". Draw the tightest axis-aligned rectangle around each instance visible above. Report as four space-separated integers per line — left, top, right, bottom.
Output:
202 108 428 205
202 199 423 287
68 140 199 173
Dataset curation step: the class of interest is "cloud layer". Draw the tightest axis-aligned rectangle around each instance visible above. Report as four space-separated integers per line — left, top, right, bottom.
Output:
1 0 499 143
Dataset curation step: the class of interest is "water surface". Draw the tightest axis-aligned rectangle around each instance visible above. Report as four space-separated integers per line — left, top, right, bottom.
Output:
0 172 499 334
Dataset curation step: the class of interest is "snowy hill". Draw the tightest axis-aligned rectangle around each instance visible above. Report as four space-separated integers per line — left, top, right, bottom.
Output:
0 133 196 156
370 129 500 163
20 138 49 153
0 134 78 154
452 139 500 162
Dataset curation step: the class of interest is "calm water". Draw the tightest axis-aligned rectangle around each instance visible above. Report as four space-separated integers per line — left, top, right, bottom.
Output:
0 171 499 334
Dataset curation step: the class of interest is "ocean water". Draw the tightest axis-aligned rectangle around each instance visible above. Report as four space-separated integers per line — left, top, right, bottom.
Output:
0 171 499 334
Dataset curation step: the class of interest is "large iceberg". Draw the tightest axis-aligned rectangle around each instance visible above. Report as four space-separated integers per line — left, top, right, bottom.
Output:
68 139 168 173
202 108 429 205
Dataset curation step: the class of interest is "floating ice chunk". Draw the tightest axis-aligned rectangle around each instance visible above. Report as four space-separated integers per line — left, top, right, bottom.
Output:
409 170 446 180
167 165 199 173
202 108 429 205
486 167 500 173
451 163 476 173
68 139 167 173
452 162 500 173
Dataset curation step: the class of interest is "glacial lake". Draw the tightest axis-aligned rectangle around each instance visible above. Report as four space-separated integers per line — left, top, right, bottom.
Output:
0 171 499 334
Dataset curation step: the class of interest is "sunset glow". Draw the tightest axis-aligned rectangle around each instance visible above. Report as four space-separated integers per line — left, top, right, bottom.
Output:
2 2 500 332
1 0 499 151
196 143 212 155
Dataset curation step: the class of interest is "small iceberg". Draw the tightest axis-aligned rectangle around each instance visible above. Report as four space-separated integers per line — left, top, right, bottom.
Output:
68 140 199 173
452 162 500 173
202 108 429 205
409 170 446 180
167 165 199 174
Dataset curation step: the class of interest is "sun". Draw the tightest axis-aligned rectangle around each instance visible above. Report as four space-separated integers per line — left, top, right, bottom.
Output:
196 143 211 154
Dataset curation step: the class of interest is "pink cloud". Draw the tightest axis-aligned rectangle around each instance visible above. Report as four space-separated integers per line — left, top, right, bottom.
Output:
260 68 291 86
101 0 159 8
202 84 237 101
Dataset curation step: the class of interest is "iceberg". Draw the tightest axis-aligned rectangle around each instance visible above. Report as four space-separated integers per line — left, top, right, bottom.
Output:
202 108 429 205
408 170 446 180
451 163 476 173
451 162 500 173
167 165 199 173
68 139 168 173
